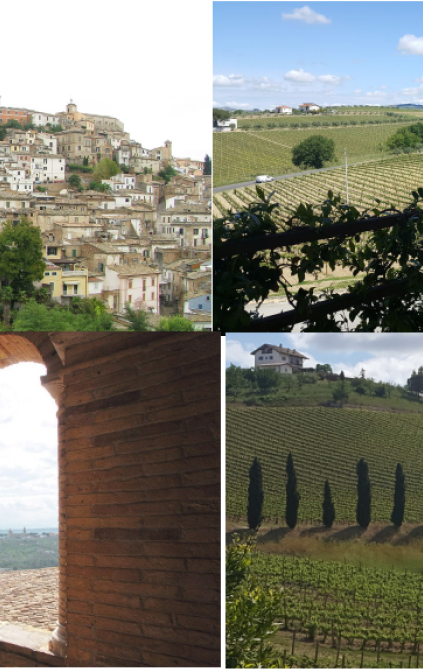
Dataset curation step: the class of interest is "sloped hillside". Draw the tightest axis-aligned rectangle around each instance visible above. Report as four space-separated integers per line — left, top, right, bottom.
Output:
227 405 423 523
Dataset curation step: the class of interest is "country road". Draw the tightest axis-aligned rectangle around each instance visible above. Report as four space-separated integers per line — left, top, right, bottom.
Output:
246 292 361 331
213 157 387 193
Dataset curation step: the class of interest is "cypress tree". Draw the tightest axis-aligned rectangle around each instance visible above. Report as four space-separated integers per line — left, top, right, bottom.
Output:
356 458 371 528
391 463 405 527
247 457 264 531
285 452 300 529
322 479 335 528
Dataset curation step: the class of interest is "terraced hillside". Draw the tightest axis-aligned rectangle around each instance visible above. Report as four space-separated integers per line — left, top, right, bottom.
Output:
213 122 411 187
213 154 423 221
226 406 423 524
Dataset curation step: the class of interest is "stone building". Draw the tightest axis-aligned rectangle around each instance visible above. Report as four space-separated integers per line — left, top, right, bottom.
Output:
0 333 220 667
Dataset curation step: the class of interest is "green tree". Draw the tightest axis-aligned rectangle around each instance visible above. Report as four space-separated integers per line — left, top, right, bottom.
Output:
292 135 336 169
322 479 335 528
0 126 6 141
92 158 120 181
124 304 152 330
391 463 405 528
213 108 231 124
156 315 194 331
356 458 371 529
203 154 212 175
12 301 114 331
386 122 423 151
332 371 349 407
285 452 300 529
88 181 112 193
316 363 333 374
256 368 280 394
226 536 280 668
247 457 264 531
68 174 82 189
226 364 245 401
158 165 178 184
407 367 423 400
82 156 89 167
0 218 45 300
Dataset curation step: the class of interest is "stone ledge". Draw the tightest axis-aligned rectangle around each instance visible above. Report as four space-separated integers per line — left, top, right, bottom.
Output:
0 624 64 666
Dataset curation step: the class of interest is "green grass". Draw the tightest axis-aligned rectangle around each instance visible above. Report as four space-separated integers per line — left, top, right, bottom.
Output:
226 405 423 523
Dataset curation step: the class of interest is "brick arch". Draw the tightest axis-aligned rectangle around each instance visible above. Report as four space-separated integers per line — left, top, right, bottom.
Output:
0 333 220 667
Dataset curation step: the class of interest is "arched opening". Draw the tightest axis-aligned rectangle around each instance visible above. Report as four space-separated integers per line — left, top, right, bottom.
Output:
0 361 59 650
0 333 220 668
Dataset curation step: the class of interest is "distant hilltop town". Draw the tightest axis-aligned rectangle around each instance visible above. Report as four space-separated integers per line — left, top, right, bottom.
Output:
0 529 58 539
0 98 211 329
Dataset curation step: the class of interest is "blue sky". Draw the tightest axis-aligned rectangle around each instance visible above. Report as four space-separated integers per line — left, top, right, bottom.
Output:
225 334 423 385
214 2 423 109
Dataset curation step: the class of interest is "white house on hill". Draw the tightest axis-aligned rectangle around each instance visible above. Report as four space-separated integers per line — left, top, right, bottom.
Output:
274 105 292 115
251 343 309 374
299 103 320 113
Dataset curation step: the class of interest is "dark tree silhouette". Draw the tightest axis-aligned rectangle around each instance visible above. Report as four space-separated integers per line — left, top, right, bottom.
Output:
322 479 335 528
285 452 300 529
391 462 405 527
356 458 371 528
247 457 264 531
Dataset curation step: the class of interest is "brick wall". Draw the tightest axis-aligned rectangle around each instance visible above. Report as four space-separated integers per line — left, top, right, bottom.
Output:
59 333 220 666
0 333 221 667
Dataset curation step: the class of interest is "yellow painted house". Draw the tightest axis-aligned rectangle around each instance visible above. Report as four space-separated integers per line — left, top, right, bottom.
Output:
42 246 89 303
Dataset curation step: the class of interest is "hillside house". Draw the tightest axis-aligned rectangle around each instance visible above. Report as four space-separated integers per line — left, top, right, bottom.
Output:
274 105 293 115
299 103 320 113
251 343 309 374
213 118 237 132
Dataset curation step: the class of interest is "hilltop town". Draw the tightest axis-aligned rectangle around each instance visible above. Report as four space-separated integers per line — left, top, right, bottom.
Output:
0 99 211 329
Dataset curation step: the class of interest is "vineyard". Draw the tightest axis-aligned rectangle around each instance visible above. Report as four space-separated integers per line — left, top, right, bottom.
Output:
251 551 423 667
213 122 412 187
213 154 423 223
226 406 423 523
237 112 413 130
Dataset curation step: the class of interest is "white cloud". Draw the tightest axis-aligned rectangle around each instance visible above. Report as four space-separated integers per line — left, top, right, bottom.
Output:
213 74 244 87
289 334 423 358
226 340 255 368
282 5 331 24
0 363 58 528
284 69 316 83
401 86 420 96
365 90 388 98
225 102 252 109
317 74 342 86
398 34 423 55
331 356 420 386
354 89 362 94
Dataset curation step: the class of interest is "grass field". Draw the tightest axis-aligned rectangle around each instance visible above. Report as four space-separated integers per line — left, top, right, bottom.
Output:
213 122 413 187
226 405 423 524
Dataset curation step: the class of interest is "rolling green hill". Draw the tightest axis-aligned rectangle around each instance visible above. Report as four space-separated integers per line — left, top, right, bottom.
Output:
213 123 412 187
226 405 423 524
